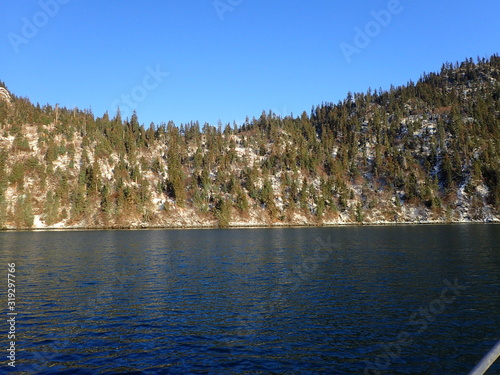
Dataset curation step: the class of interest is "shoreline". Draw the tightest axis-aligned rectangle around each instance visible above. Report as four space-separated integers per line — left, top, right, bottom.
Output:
1 219 499 232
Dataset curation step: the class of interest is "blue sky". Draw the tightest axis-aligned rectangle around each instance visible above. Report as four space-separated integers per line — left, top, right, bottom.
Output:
1 0 499 127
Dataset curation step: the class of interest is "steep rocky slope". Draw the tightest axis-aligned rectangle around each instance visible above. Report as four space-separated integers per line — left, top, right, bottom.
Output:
0 55 499 229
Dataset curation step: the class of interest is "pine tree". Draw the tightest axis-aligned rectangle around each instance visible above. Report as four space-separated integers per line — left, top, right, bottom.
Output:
214 196 231 228
299 178 309 211
235 186 249 214
9 162 25 191
44 191 60 226
354 202 364 224
166 147 186 206
440 155 454 193
70 185 87 219
0 150 7 191
0 190 6 228
15 194 34 228
260 178 277 219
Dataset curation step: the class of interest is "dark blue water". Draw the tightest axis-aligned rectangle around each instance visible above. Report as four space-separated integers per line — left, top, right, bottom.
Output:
0 225 499 374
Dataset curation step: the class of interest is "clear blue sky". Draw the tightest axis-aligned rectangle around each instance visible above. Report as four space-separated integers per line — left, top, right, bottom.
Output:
1 0 499 127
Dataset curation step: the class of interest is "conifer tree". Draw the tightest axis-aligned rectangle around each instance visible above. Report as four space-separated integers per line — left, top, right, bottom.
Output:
214 196 231 228
0 190 6 228
15 193 34 228
166 129 186 206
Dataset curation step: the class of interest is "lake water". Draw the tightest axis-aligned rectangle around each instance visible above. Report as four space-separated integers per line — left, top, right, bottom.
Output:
0 225 499 374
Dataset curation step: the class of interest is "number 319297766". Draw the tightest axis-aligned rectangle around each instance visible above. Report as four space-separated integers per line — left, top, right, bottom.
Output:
8 263 16 311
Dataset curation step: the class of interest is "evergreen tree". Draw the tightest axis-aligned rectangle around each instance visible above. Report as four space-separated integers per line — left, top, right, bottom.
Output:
166 136 186 206
9 162 25 191
15 193 34 228
214 196 231 228
0 190 6 228
261 178 277 219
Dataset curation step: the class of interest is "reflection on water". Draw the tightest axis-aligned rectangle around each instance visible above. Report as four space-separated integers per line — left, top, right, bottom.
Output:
0 225 499 374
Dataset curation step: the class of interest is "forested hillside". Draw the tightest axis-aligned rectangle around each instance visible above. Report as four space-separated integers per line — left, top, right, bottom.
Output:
0 55 499 229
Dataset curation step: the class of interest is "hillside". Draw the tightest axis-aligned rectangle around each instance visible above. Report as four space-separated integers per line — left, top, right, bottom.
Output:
1 55 499 229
